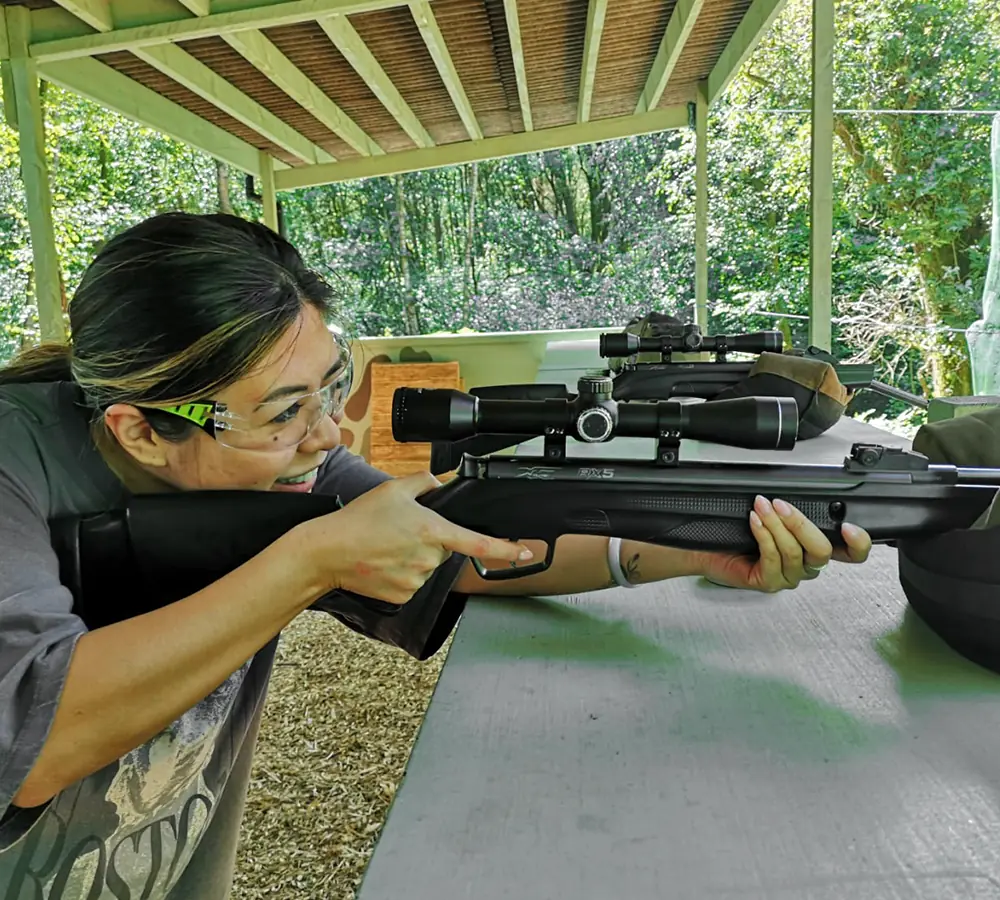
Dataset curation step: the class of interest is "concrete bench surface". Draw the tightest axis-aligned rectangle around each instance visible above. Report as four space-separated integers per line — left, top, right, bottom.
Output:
356 418 1000 900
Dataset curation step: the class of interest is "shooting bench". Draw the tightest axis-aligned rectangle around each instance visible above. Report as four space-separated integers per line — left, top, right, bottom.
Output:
355 415 1000 900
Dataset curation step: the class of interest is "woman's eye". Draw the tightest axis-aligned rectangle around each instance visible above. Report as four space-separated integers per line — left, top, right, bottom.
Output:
269 403 302 425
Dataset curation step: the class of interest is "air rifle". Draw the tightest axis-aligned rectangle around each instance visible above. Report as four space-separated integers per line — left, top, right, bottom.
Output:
52 375 1000 652
428 324 915 473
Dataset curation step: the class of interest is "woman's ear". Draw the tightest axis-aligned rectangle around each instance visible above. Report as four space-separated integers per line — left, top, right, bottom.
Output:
102 404 170 467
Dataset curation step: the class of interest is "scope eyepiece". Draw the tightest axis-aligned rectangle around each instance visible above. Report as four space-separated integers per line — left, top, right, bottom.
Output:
392 388 479 442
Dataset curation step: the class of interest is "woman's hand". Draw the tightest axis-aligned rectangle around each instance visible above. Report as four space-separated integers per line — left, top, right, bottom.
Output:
700 495 872 593
294 471 532 606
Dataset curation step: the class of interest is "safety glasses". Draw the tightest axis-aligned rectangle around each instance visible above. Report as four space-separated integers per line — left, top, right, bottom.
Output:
152 332 354 453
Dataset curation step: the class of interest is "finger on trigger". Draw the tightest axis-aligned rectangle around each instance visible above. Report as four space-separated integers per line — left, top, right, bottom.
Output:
445 525 533 562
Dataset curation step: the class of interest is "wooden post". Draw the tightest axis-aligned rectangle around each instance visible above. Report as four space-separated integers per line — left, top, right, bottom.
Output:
695 80 709 331
809 0 833 350
258 150 279 233
6 6 66 342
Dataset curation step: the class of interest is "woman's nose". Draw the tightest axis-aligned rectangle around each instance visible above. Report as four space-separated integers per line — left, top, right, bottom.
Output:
300 412 341 453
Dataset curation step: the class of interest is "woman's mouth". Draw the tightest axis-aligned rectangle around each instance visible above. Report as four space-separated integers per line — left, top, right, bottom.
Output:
272 467 319 493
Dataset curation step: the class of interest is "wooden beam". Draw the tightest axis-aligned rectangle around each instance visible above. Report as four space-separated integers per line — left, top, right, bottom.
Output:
45 0 333 165
276 104 689 191
259 150 279 231
635 0 705 114
176 0 211 16
30 0 402 63
53 0 113 33
222 28 384 157
808 0 833 351
134 43 335 164
502 0 532 131
318 14 432 148
577 0 607 123
694 82 708 331
707 0 789 104
408 0 481 141
39 56 263 174
1 11 16 129
7 6 66 342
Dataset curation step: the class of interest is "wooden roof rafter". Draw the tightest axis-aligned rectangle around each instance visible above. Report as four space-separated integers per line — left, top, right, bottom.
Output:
635 0 706 114
41 0 336 164
407 0 481 141
5 0 785 192
576 0 608 124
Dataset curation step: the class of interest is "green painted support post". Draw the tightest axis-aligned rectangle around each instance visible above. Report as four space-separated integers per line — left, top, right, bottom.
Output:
808 0 833 351
258 150 279 233
7 6 66 343
695 80 708 331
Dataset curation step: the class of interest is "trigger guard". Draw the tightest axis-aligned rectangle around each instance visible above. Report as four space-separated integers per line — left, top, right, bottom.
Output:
472 541 557 581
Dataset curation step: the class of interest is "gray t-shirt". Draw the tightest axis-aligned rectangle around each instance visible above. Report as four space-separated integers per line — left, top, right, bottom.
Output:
0 380 394 899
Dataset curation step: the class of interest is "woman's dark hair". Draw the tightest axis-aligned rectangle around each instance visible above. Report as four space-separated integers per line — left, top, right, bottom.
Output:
0 212 338 439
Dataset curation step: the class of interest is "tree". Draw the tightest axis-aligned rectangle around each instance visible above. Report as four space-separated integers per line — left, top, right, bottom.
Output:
726 0 1000 395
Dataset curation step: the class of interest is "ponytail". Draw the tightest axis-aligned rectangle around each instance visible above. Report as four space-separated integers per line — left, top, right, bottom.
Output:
0 341 73 386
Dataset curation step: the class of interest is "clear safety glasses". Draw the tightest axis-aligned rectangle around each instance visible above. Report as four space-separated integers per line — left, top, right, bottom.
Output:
152 332 354 452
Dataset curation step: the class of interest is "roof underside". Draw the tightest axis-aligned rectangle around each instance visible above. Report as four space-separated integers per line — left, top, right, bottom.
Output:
3 0 784 190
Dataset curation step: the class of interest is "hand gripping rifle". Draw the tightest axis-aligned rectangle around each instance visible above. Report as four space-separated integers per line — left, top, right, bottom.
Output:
50 377 1000 660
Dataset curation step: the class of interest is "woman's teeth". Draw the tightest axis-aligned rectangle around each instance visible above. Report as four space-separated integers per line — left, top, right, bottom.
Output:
276 469 316 484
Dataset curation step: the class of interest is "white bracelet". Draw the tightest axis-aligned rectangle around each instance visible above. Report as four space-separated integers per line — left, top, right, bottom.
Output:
607 536 637 589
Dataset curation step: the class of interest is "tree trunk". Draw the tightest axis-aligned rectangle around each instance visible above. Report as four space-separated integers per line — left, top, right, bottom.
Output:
915 251 973 397
394 174 420 335
462 162 479 324
216 160 233 214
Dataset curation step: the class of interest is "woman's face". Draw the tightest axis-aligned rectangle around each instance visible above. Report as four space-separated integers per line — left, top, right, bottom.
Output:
111 304 346 492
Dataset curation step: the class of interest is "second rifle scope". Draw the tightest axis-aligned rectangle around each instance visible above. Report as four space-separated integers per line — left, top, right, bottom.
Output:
600 328 784 358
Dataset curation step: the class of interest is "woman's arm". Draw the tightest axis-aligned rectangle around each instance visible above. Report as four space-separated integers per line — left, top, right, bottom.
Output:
13 473 526 809
12 530 325 808
454 496 872 597
453 536 708 596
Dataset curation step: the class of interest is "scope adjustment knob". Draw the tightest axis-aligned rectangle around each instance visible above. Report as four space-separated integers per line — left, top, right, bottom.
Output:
578 374 614 397
577 407 615 443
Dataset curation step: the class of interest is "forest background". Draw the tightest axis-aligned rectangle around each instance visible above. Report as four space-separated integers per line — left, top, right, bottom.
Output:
2 0 999 416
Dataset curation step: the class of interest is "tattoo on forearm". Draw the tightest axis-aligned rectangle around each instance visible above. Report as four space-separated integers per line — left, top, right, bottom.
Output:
624 553 641 584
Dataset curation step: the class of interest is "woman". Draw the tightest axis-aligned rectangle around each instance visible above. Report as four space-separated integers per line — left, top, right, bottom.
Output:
0 212 870 899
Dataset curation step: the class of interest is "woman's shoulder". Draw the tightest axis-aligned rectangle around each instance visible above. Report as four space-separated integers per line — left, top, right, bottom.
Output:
0 379 82 424
0 380 123 518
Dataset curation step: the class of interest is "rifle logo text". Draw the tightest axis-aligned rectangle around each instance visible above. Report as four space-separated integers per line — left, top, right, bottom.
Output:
578 467 615 479
515 466 559 480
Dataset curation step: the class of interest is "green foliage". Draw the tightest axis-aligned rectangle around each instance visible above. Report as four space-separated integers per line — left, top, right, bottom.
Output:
1 0 998 407
725 0 1000 394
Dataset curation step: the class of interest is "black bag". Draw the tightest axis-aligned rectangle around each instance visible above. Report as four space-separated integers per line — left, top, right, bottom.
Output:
897 407 1000 672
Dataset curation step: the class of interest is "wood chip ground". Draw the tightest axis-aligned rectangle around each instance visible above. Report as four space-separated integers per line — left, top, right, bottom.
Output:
232 610 449 899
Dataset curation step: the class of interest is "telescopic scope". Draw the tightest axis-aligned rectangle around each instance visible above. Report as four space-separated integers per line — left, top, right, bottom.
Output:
600 328 784 358
392 378 798 451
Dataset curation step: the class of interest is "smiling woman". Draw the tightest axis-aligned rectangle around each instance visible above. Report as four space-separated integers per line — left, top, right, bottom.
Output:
0 212 871 900
0 212 531 900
